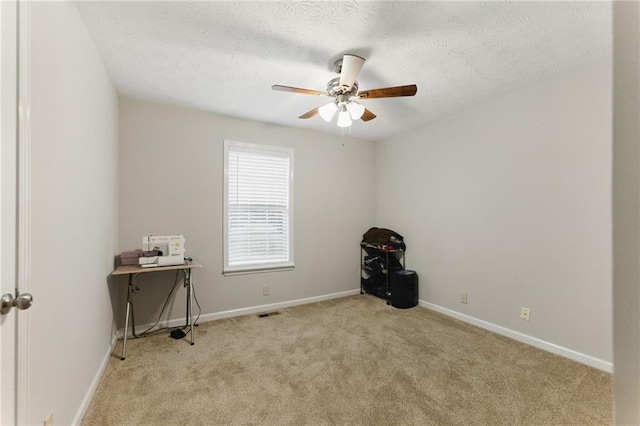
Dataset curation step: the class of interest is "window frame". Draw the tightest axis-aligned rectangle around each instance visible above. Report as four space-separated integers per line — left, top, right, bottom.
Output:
223 140 294 275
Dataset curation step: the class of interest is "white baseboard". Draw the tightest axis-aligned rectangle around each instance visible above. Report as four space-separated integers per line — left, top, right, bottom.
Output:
419 300 612 373
116 289 361 337
72 333 118 425
198 289 361 322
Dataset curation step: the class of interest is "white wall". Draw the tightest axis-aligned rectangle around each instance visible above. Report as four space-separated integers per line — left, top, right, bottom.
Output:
376 60 612 367
29 3 119 425
117 98 376 327
613 2 640 423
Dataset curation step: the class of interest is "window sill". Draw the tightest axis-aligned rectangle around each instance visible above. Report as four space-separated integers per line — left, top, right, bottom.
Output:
223 264 295 276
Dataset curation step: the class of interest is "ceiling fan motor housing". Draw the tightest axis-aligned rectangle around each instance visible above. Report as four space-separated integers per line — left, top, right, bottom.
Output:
327 77 358 98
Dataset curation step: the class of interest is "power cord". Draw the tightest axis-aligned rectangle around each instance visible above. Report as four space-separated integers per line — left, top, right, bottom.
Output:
136 270 180 337
132 268 202 339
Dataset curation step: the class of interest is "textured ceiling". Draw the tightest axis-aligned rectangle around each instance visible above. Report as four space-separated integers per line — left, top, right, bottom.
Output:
76 1 611 142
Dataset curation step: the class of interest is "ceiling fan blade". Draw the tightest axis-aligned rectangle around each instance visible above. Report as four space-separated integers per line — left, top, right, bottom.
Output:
338 54 365 91
298 107 319 119
361 108 376 122
272 85 328 96
358 84 417 99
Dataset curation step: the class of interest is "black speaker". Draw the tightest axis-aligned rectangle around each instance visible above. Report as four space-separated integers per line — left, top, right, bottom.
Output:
390 270 418 309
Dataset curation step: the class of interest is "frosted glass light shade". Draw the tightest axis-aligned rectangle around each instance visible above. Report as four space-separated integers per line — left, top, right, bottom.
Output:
318 102 338 122
337 108 352 128
346 101 365 120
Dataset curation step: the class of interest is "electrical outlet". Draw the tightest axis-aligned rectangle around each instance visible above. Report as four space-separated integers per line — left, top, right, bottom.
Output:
520 307 531 321
44 412 53 426
459 292 468 304
263 285 270 296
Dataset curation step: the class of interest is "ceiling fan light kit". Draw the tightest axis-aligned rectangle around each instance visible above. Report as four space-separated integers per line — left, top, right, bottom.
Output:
319 102 338 121
272 54 417 130
337 106 352 128
346 101 365 120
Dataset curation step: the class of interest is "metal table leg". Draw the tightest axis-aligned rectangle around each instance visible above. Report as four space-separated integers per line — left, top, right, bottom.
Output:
188 269 194 345
121 274 133 360
182 269 195 345
184 269 189 327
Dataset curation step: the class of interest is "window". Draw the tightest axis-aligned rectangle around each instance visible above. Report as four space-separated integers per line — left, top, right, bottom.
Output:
223 141 294 274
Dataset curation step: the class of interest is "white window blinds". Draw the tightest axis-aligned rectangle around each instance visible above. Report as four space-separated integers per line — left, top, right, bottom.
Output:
224 141 294 274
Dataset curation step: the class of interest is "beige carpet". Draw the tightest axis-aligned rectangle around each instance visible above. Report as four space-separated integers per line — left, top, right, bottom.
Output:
82 295 611 425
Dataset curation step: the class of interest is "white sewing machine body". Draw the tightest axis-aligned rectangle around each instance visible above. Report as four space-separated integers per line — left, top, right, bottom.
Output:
139 235 185 267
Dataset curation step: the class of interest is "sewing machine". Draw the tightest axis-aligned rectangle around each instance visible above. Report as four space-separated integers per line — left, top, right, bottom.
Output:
138 235 185 267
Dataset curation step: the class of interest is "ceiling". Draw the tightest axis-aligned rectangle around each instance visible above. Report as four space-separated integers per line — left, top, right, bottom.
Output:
76 1 611 142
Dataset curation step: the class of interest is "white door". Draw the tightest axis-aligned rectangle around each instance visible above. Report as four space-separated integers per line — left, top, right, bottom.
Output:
1 1 32 424
0 2 18 423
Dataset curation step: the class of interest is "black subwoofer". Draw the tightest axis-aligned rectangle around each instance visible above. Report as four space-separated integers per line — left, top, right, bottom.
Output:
391 270 418 309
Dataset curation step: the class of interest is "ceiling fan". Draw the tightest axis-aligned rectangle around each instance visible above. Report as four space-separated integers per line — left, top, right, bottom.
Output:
272 54 417 128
